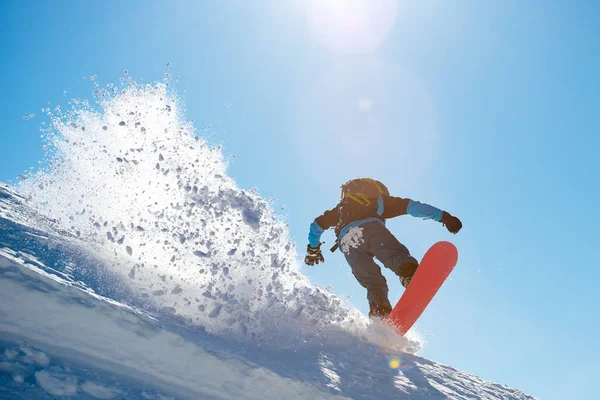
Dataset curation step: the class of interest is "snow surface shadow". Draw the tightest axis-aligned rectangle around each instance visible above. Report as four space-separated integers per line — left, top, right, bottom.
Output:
159 313 448 400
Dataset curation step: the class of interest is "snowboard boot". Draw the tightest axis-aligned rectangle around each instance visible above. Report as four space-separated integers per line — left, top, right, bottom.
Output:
368 295 392 319
400 262 419 289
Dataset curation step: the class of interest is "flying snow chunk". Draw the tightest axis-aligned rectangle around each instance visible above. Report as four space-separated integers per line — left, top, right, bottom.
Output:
209 304 223 318
171 285 182 295
242 208 261 229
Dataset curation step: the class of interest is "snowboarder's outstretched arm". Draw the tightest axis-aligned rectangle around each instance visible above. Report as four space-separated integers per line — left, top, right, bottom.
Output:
308 206 339 246
305 206 339 265
382 197 462 234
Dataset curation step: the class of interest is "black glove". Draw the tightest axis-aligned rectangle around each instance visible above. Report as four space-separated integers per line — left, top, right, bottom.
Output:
305 244 324 266
441 212 462 234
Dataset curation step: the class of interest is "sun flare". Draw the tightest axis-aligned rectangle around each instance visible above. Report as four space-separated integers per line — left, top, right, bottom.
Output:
306 0 399 54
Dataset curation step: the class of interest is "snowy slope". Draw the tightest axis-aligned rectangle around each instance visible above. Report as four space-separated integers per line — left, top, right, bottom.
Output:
0 80 538 399
0 184 536 400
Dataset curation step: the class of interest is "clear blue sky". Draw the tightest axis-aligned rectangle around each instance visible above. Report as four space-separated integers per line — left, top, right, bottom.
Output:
2 1 598 399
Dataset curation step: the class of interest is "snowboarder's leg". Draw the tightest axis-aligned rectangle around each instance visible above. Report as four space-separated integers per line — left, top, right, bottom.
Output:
361 221 419 288
341 234 391 318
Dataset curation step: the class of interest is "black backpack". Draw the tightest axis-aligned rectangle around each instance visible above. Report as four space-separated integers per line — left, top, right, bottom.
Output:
334 178 390 239
340 178 389 205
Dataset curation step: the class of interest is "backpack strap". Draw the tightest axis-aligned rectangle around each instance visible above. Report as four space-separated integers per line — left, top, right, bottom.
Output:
346 193 372 205
330 241 339 253
373 181 385 194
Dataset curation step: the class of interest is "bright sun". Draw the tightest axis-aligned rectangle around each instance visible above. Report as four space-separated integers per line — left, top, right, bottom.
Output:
305 0 399 54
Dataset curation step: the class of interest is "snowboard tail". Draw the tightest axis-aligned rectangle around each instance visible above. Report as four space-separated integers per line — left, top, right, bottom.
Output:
386 241 458 336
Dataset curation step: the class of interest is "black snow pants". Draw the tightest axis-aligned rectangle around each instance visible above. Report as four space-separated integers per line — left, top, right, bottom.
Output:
340 221 418 302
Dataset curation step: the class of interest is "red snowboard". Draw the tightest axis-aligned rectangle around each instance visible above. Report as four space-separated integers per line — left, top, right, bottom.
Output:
386 241 458 336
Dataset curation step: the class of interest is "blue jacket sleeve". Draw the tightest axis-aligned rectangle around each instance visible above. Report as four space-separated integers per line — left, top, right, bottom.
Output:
381 196 444 222
406 200 444 222
308 206 339 247
308 221 325 248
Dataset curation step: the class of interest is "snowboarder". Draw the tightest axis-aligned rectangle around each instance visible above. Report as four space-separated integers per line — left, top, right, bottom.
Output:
304 178 462 319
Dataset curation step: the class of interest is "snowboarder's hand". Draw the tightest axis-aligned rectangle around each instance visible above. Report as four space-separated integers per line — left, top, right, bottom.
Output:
441 212 462 234
305 244 324 266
